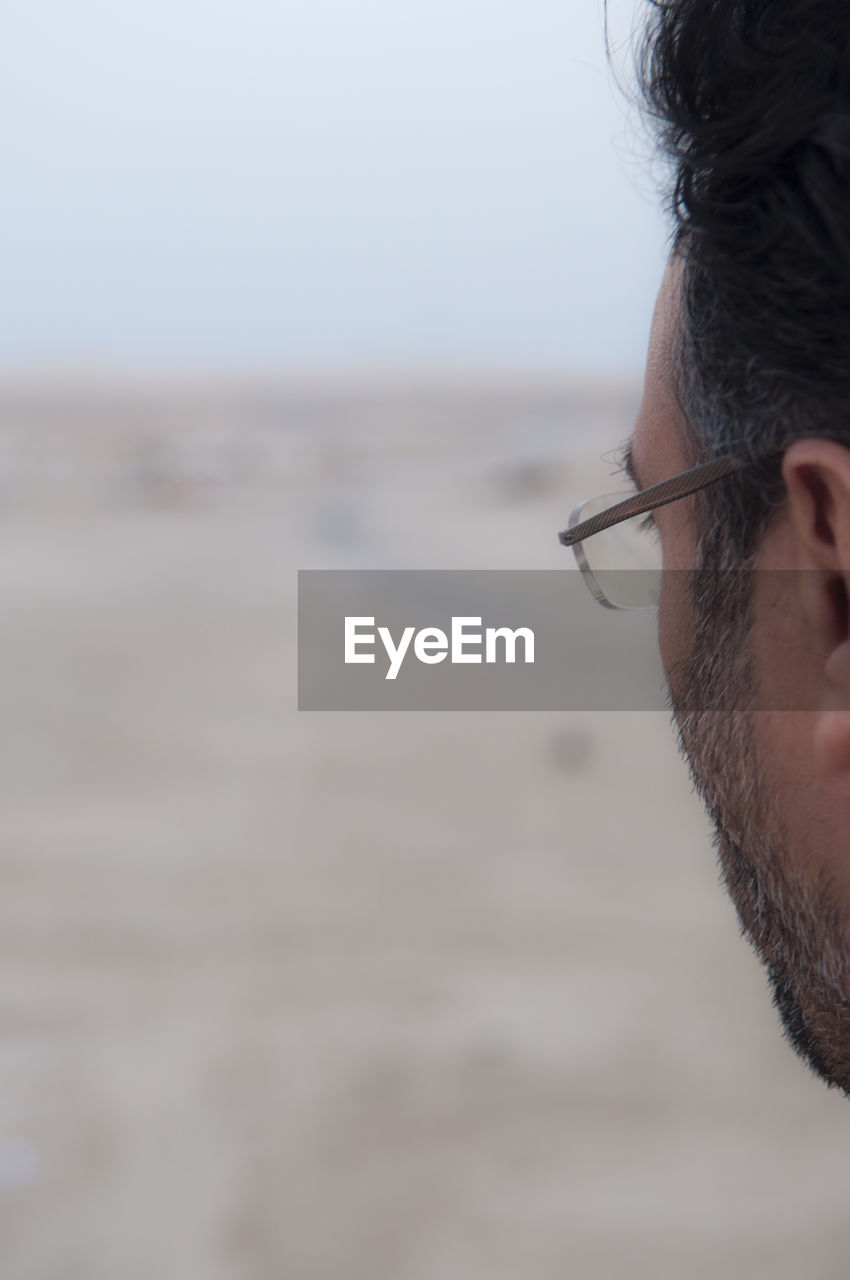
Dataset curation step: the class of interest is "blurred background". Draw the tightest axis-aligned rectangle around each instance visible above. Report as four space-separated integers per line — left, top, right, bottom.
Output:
3 2 850 1277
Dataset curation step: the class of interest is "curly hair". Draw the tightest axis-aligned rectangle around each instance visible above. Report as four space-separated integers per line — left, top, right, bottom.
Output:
638 0 850 557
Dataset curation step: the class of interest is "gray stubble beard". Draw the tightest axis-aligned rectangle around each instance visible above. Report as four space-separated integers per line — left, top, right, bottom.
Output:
668 564 850 1093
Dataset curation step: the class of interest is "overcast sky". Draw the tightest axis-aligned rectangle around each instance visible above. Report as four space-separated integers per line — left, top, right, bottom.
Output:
0 0 669 373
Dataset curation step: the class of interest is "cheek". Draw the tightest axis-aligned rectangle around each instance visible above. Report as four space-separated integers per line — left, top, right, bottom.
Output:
657 569 692 681
657 500 695 572
655 505 696 680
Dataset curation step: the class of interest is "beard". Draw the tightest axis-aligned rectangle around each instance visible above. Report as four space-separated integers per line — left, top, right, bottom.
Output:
667 562 850 1093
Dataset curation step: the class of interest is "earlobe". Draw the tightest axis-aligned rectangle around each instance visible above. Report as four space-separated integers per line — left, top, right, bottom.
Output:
815 708 850 774
825 636 850 683
814 636 850 775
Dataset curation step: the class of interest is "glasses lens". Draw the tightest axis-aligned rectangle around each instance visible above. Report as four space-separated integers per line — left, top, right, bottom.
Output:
571 492 662 609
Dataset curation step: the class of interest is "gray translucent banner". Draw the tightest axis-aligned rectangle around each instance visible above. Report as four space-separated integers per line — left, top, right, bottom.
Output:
299 569 846 711
298 570 667 710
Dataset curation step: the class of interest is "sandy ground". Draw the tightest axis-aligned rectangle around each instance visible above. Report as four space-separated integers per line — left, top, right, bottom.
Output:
0 376 849 1279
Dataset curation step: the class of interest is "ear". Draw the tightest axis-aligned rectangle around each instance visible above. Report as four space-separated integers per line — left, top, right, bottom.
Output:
782 438 850 573
782 439 850 765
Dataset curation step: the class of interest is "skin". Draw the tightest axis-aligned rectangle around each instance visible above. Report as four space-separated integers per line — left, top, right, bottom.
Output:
628 259 698 679
632 258 850 1091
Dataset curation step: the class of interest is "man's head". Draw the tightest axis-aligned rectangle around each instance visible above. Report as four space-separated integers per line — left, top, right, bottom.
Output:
633 0 850 1089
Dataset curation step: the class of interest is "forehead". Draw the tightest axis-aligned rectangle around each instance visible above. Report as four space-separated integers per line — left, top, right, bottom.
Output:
631 259 688 489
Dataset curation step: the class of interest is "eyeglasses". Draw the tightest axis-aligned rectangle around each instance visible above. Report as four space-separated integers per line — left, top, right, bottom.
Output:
558 454 745 609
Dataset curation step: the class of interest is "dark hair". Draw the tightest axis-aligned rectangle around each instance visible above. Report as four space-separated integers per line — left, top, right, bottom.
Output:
638 0 850 558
